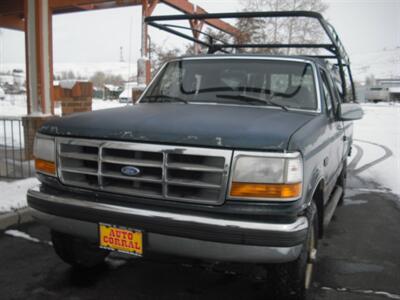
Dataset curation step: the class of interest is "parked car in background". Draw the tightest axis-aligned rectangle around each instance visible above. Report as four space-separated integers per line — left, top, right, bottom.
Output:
0 87 5 100
118 89 130 103
366 86 390 103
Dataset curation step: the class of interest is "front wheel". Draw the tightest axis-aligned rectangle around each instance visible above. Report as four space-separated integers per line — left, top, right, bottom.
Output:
266 203 318 299
337 160 347 206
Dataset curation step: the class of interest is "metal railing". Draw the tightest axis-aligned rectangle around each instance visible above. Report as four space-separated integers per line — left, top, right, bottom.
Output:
0 116 34 179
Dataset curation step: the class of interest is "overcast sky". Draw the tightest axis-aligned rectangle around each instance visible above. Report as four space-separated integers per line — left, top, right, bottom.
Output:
0 0 399 76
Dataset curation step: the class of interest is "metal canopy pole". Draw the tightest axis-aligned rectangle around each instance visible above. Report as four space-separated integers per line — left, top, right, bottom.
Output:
24 0 53 115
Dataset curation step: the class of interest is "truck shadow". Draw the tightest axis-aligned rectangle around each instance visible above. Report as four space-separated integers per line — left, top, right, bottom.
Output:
63 255 276 299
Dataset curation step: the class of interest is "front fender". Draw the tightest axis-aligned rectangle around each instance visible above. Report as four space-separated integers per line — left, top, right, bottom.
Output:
304 167 324 205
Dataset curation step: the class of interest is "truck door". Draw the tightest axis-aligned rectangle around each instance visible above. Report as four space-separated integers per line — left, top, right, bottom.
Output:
326 73 351 159
319 69 345 195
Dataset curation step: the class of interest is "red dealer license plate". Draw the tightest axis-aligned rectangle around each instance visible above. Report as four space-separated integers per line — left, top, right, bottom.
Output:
99 223 143 256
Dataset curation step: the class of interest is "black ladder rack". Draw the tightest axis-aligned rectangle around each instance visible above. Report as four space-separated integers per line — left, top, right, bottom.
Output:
145 11 356 101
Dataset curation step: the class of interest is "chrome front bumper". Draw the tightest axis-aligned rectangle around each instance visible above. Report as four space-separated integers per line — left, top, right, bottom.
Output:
28 185 308 263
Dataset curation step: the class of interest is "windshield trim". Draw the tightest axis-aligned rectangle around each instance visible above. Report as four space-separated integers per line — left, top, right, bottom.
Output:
137 57 322 113
188 101 320 114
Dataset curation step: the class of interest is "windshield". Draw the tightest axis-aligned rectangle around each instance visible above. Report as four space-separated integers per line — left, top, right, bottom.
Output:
141 59 318 110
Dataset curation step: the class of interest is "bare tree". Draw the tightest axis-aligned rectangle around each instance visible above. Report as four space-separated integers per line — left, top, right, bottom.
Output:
365 74 376 86
90 71 124 88
90 71 107 88
149 0 328 70
237 0 328 54
202 28 231 45
56 70 78 80
150 43 183 75
150 28 233 70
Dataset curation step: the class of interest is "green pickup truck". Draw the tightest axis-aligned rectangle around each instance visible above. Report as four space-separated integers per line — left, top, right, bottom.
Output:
28 11 363 300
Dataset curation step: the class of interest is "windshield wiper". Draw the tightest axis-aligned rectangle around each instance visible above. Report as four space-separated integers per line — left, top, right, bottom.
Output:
216 94 288 111
142 95 189 104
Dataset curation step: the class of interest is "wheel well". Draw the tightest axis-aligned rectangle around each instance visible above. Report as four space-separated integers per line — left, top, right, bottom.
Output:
313 180 325 238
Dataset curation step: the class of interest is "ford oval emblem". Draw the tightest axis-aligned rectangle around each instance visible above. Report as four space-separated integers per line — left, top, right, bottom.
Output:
121 166 141 177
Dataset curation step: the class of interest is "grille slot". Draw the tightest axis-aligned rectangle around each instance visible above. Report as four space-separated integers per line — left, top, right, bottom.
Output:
57 138 232 205
102 177 163 197
102 148 163 168
167 169 222 187
167 184 221 202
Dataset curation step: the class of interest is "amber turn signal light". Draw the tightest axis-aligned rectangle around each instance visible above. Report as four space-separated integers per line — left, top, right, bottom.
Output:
230 182 301 199
35 159 56 175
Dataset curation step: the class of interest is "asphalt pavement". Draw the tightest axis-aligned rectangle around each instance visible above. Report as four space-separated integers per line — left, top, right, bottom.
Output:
0 170 399 299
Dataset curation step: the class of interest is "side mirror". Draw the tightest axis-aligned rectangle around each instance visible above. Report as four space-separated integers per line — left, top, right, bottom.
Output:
337 103 363 121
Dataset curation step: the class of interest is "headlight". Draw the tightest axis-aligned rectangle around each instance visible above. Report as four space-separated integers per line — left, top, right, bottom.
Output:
33 134 56 176
229 151 302 201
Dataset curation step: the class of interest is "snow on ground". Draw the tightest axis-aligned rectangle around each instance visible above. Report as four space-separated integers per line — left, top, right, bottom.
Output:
4 229 41 243
0 95 31 148
0 94 28 117
0 177 39 212
352 103 400 195
4 229 52 246
53 98 127 115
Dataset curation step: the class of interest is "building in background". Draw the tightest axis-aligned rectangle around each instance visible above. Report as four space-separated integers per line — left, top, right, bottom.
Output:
104 84 123 100
365 78 400 103
0 69 25 94
118 81 146 103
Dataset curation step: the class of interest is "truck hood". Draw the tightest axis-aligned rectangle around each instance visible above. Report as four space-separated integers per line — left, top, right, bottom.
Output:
39 103 314 150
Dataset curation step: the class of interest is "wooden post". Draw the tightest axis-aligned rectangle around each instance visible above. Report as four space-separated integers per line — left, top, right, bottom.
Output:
24 0 54 115
140 0 158 84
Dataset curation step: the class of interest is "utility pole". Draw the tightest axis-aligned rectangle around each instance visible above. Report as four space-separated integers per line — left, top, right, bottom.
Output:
119 46 124 62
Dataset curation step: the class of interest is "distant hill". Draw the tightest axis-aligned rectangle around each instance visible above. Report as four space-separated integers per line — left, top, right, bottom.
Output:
1 61 137 81
1 48 398 83
351 48 400 83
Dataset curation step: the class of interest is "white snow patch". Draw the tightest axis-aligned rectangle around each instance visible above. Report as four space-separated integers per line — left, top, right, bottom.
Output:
0 177 39 212
321 286 400 300
0 94 28 116
105 257 129 269
4 229 52 246
54 98 128 115
353 104 400 195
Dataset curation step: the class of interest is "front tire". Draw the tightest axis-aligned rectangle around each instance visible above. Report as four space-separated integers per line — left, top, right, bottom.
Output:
338 160 347 206
267 203 318 300
51 230 109 269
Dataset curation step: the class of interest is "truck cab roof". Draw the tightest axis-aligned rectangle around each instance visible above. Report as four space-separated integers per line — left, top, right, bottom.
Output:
174 54 330 69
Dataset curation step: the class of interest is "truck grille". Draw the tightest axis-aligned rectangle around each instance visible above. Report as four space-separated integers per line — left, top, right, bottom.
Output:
56 138 232 205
